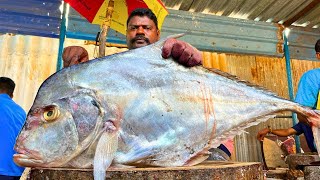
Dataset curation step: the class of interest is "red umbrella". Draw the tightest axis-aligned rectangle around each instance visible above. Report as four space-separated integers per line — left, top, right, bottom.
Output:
64 0 168 57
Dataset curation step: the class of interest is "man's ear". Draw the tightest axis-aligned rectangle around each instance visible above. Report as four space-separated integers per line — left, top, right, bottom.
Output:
316 52 320 60
157 29 160 41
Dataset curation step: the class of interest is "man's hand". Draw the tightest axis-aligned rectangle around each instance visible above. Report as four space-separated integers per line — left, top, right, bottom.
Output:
162 38 202 67
256 128 270 141
62 46 89 67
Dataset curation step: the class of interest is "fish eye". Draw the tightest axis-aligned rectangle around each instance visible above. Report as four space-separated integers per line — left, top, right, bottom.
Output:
43 106 60 121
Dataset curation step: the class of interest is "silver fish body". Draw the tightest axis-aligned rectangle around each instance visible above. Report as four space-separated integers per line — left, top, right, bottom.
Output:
14 37 320 179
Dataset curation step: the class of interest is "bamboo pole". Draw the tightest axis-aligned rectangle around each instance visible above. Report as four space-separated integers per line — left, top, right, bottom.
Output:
99 0 114 57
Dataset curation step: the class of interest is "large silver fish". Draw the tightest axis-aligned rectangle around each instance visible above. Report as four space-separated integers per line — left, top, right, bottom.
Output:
14 35 320 180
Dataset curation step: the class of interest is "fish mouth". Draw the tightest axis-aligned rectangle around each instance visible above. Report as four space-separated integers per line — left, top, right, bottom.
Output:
14 147 45 167
13 153 45 167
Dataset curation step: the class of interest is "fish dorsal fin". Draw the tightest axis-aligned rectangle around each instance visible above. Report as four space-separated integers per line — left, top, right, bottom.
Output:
207 68 282 99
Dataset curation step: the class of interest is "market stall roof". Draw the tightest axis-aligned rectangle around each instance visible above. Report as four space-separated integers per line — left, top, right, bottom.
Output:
162 0 320 29
0 0 62 38
1 0 320 38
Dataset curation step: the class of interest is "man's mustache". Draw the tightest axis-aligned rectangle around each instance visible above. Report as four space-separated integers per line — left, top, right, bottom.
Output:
131 35 150 44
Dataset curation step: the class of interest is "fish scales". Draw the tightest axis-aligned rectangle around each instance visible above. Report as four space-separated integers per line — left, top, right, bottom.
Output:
14 36 320 180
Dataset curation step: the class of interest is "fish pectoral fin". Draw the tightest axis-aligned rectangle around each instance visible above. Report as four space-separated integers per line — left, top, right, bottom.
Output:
93 130 118 180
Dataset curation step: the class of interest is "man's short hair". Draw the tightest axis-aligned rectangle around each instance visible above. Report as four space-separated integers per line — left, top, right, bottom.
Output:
315 39 320 53
0 77 15 96
126 8 158 30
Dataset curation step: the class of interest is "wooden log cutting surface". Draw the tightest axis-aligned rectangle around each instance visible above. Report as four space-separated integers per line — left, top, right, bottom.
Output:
25 161 263 180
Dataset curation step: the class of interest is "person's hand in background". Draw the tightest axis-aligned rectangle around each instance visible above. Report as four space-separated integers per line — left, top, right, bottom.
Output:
62 46 89 67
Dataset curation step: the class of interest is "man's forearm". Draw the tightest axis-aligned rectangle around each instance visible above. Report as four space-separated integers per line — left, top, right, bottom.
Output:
269 127 296 137
270 129 290 136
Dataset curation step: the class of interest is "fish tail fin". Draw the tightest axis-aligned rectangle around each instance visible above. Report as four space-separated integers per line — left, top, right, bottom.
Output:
302 109 320 155
312 126 320 155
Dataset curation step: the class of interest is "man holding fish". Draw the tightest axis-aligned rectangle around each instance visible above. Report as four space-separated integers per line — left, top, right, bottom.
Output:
62 8 202 68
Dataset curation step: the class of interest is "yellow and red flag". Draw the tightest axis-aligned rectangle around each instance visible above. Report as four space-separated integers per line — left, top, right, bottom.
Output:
64 0 168 35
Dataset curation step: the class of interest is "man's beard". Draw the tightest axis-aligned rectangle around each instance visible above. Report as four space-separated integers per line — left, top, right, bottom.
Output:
130 35 150 48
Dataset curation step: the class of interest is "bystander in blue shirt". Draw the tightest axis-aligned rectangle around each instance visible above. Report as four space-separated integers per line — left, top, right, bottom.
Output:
0 93 26 177
295 69 320 109
294 68 320 152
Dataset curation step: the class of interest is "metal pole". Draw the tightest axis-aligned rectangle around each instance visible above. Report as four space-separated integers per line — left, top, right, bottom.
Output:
57 2 67 71
283 30 301 153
